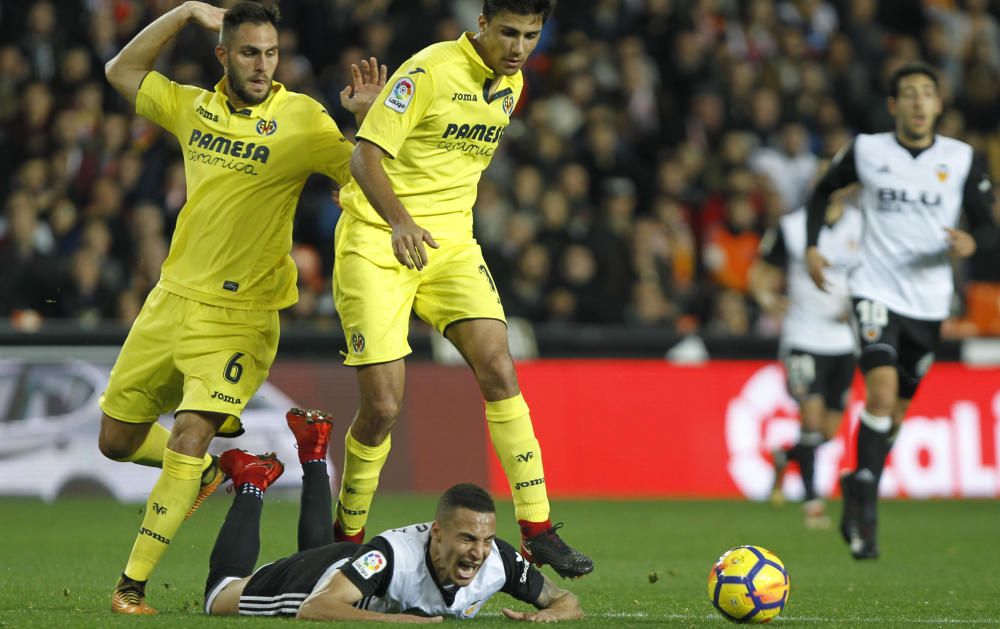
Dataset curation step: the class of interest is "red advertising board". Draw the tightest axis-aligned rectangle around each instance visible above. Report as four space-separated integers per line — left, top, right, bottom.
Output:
487 360 1000 499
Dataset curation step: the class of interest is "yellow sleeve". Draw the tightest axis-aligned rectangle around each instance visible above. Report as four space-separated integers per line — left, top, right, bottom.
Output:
311 107 354 186
355 63 436 158
134 71 191 135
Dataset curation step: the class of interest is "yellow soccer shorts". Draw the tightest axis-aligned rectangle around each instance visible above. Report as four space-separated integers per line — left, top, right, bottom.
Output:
333 212 506 366
99 286 279 429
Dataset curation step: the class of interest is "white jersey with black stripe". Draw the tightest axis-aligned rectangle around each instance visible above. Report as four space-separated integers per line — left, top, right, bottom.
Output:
850 133 974 320
334 522 542 619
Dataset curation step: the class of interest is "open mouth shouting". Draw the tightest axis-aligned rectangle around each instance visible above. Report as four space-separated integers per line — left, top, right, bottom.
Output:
455 559 481 582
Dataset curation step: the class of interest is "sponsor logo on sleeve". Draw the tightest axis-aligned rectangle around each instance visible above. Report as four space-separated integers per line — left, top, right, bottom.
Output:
352 550 387 579
385 77 415 113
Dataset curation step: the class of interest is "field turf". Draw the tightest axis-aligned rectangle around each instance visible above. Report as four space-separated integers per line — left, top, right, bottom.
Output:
1 494 997 627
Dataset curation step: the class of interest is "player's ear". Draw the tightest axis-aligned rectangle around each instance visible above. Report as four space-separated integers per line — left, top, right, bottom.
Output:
215 43 227 69
477 13 487 36
431 520 442 542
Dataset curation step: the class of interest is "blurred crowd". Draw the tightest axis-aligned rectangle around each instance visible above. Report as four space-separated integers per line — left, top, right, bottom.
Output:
2 0 1000 336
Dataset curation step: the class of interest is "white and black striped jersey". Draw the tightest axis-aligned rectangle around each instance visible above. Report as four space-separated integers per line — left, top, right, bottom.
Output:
761 205 863 355
806 132 997 321
323 523 543 619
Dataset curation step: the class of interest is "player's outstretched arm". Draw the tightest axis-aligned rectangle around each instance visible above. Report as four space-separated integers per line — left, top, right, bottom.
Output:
340 57 388 127
351 140 439 270
298 572 442 623
105 1 224 105
502 573 583 622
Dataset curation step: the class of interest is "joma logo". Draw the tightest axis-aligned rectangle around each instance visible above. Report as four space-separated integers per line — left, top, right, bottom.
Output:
139 527 170 545
514 477 545 490
211 391 242 404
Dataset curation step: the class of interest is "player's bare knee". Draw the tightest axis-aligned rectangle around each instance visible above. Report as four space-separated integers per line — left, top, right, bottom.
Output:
167 429 215 456
473 351 518 397
98 435 135 461
167 414 221 456
98 414 145 460
358 395 401 433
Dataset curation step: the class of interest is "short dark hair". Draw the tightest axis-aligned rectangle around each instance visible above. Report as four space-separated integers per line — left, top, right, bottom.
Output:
436 484 496 522
889 62 938 98
482 0 557 23
221 1 280 44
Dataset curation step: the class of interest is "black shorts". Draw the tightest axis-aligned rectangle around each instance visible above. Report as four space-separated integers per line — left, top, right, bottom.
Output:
782 348 855 411
238 543 357 616
851 298 941 400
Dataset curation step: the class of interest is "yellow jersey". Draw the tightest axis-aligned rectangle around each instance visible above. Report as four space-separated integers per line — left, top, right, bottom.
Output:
135 71 352 310
339 33 522 238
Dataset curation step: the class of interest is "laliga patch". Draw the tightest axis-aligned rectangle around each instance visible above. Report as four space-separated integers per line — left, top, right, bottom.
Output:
256 119 277 136
384 77 415 113
352 550 386 579
502 94 515 116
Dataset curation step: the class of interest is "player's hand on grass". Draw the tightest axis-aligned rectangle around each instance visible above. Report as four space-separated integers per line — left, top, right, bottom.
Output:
501 607 567 623
392 218 439 270
341 56 388 119
806 246 831 292
944 227 976 258
184 1 224 31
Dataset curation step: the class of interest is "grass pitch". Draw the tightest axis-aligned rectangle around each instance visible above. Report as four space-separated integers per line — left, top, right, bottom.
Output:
1 495 997 627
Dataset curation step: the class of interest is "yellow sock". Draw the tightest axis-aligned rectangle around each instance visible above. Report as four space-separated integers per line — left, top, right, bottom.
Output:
337 431 391 535
486 393 550 523
123 448 202 581
116 423 169 468
116 423 213 474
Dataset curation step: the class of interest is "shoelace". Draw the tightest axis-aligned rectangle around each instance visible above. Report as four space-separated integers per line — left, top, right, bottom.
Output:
532 522 570 551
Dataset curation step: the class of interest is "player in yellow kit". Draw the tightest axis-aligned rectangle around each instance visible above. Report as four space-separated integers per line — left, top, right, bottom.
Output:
333 0 593 579
98 1 385 614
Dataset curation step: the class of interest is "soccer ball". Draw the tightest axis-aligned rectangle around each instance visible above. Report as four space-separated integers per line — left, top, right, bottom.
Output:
707 545 790 623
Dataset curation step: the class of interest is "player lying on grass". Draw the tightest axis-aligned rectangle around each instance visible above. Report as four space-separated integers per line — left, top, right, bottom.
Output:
203 408 584 622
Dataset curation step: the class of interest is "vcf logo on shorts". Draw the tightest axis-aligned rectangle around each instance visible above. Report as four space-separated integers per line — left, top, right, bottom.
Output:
351 332 366 354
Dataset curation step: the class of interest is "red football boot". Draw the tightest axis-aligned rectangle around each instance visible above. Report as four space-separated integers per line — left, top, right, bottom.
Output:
286 407 334 465
219 449 284 491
